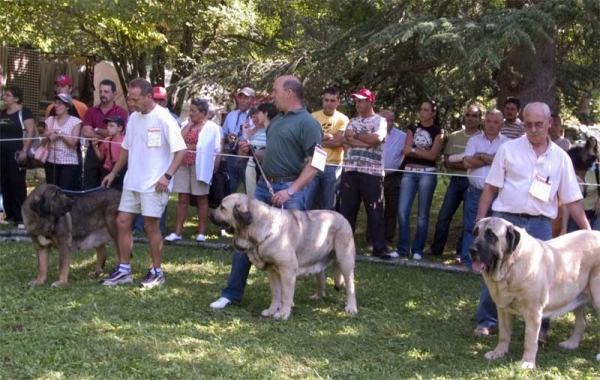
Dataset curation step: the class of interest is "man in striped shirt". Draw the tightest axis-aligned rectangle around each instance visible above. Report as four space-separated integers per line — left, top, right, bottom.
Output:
499 96 524 139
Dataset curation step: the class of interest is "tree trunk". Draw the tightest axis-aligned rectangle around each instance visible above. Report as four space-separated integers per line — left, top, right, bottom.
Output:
496 0 557 112
170 23 195 116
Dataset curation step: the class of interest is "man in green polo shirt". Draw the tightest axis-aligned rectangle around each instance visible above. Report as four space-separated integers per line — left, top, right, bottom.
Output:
210 75 323 309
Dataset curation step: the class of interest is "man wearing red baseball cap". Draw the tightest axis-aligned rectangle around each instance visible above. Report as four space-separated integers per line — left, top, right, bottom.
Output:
153 86 181 127
340 88 389 258
45 75 88 120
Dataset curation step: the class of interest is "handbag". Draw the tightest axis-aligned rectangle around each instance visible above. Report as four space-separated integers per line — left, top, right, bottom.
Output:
18 108 45 168
33 145 49 163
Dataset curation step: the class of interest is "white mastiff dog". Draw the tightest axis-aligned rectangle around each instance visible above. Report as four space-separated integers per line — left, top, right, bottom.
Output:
211 193 358 320
469 217 600 369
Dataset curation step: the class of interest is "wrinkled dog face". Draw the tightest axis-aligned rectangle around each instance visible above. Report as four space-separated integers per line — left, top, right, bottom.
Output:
469 217 520 277
30 185 74 220
210 194 254 251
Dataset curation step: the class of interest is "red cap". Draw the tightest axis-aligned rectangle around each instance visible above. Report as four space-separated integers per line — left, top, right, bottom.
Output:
55 75 72 86
153 86 167 100
350 88 375 103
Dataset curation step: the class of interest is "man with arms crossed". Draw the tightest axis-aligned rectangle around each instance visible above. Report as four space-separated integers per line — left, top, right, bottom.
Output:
101 78 187 289
304 87 349 210
473 102 590 343
210 75 322 309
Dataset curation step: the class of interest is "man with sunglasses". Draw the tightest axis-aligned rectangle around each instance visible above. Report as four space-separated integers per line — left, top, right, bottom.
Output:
425 104 482 257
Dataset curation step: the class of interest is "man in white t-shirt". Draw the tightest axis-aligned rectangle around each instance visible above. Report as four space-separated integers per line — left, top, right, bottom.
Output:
101 78 187 289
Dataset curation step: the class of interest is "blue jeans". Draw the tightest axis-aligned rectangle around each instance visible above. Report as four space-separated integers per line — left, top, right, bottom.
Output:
221 178 306 302
304 165 342 210
460 186 489 266
475 211 552 333
397 171 438 256
567 210 600 232
429 176 469 254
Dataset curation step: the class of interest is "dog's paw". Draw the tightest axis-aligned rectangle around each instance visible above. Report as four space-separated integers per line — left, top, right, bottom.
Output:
518 360 536 370
309 293 325 301
559 340 580 350
88 270 102 278
345 305 358 314
27 279 45 286
485 348 508 360
261 308 278 317
273 310 291 320
51 281 66 288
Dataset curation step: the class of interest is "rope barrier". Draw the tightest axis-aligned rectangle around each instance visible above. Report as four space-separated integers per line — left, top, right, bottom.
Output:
2 135 599 187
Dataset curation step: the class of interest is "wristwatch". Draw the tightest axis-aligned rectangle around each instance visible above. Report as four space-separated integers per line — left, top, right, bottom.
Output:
94 127 99 133
164 173 173 180
411 148 416 153
287 188 295 196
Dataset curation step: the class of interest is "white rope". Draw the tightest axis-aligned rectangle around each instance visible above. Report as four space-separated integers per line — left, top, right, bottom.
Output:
2 136 600 187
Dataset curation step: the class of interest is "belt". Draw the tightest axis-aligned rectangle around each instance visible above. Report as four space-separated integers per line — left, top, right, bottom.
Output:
405 167 436 172
498 212 550 220
266 176 297 183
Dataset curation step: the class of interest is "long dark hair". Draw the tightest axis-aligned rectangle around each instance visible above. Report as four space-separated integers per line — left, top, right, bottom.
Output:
585 136 598 155
421 99 440 127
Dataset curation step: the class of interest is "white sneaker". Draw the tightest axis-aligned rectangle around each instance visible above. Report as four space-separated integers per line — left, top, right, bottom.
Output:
17 223 25 229
196 234 206 242
412 253 422 261
0 219 9 226
210 297 232 309
164 233 182 242
386 251 400 259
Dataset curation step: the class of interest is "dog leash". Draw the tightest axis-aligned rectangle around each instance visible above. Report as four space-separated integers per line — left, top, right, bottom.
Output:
60 186 106 195
246 142 275 197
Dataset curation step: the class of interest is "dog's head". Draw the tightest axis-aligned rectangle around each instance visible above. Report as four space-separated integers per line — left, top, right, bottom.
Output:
210 193 255 251
469 217 521 281
29 184 74 220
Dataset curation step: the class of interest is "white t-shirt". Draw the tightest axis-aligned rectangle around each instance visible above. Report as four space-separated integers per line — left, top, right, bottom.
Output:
122 105 187 192
485 136 582 219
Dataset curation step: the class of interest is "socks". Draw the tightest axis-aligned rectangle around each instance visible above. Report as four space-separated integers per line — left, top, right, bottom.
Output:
154 268 163 276
118 263 131 273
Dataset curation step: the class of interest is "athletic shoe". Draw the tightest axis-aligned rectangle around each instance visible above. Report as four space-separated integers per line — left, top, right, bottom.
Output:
196 234 206 242
140 269 165 289
412 253 422 261
383 251 401 259
164 233 182 242
17 223 25 230
100 268 133 286
210 297 232 309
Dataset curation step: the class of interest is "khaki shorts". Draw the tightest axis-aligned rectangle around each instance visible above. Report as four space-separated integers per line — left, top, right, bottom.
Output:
119 189 169 218
173 164 209 196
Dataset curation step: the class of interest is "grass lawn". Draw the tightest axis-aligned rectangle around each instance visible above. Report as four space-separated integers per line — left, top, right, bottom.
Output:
1 174 599 378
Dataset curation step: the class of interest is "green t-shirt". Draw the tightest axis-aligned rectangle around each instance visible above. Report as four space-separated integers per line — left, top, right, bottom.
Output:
262 108 323 178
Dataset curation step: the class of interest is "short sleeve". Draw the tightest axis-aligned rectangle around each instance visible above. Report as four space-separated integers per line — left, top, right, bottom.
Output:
21 107 34 121
485 143 507 188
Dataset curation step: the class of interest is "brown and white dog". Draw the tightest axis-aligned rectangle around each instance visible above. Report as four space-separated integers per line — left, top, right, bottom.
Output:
22 184 121 287
469 217 600 368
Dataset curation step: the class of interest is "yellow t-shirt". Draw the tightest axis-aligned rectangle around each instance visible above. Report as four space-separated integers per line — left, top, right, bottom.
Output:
312 110 349 164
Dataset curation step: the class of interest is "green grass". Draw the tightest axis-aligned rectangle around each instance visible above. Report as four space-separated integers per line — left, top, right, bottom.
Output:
1 242 599 379
1 174 598 378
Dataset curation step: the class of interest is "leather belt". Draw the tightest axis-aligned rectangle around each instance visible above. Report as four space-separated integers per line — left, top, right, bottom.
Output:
405 167 436 172
498 212 550 220
266 176 297 183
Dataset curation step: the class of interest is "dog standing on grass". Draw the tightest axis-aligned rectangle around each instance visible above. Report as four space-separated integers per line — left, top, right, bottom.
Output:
22 184 121 287
470 217 600 368
211 193 358 320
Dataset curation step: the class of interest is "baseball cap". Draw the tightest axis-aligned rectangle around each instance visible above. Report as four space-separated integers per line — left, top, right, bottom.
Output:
55 75 73 86
153 86 168 100
238 87 255 97
54 93 73 106
350 88 375 103
103 116 125 129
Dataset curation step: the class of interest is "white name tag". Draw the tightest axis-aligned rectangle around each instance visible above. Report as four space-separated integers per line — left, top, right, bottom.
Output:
147 128 162 147
311 145 327 172
529 174 553 202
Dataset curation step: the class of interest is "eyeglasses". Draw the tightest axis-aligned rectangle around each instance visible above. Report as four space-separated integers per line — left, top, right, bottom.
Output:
524 121 547 129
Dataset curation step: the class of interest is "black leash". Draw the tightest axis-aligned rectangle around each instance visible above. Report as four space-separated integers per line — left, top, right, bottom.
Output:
60 186 106 195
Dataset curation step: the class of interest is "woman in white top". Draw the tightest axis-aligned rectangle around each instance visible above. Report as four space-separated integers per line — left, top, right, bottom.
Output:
43 94 82 190
165 98 222 242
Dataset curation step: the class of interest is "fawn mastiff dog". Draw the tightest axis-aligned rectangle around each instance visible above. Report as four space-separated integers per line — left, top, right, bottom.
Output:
22 184 121 287
211 193 358 320
469 217 600 369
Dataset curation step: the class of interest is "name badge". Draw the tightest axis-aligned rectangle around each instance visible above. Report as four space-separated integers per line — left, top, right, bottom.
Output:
311 145 327 172
529 174 553 202
147 128 162 147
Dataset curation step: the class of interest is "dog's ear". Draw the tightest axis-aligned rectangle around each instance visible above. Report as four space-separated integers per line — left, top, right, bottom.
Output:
505 225 521 253
30 194 50 215
233 203 253 227
473 225 479 238
50 190 73 219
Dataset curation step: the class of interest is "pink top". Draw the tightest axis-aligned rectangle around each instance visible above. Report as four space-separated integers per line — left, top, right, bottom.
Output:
45 116 82 165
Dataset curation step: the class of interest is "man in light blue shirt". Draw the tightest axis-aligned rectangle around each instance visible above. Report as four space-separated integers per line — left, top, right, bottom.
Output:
222 87 255 194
